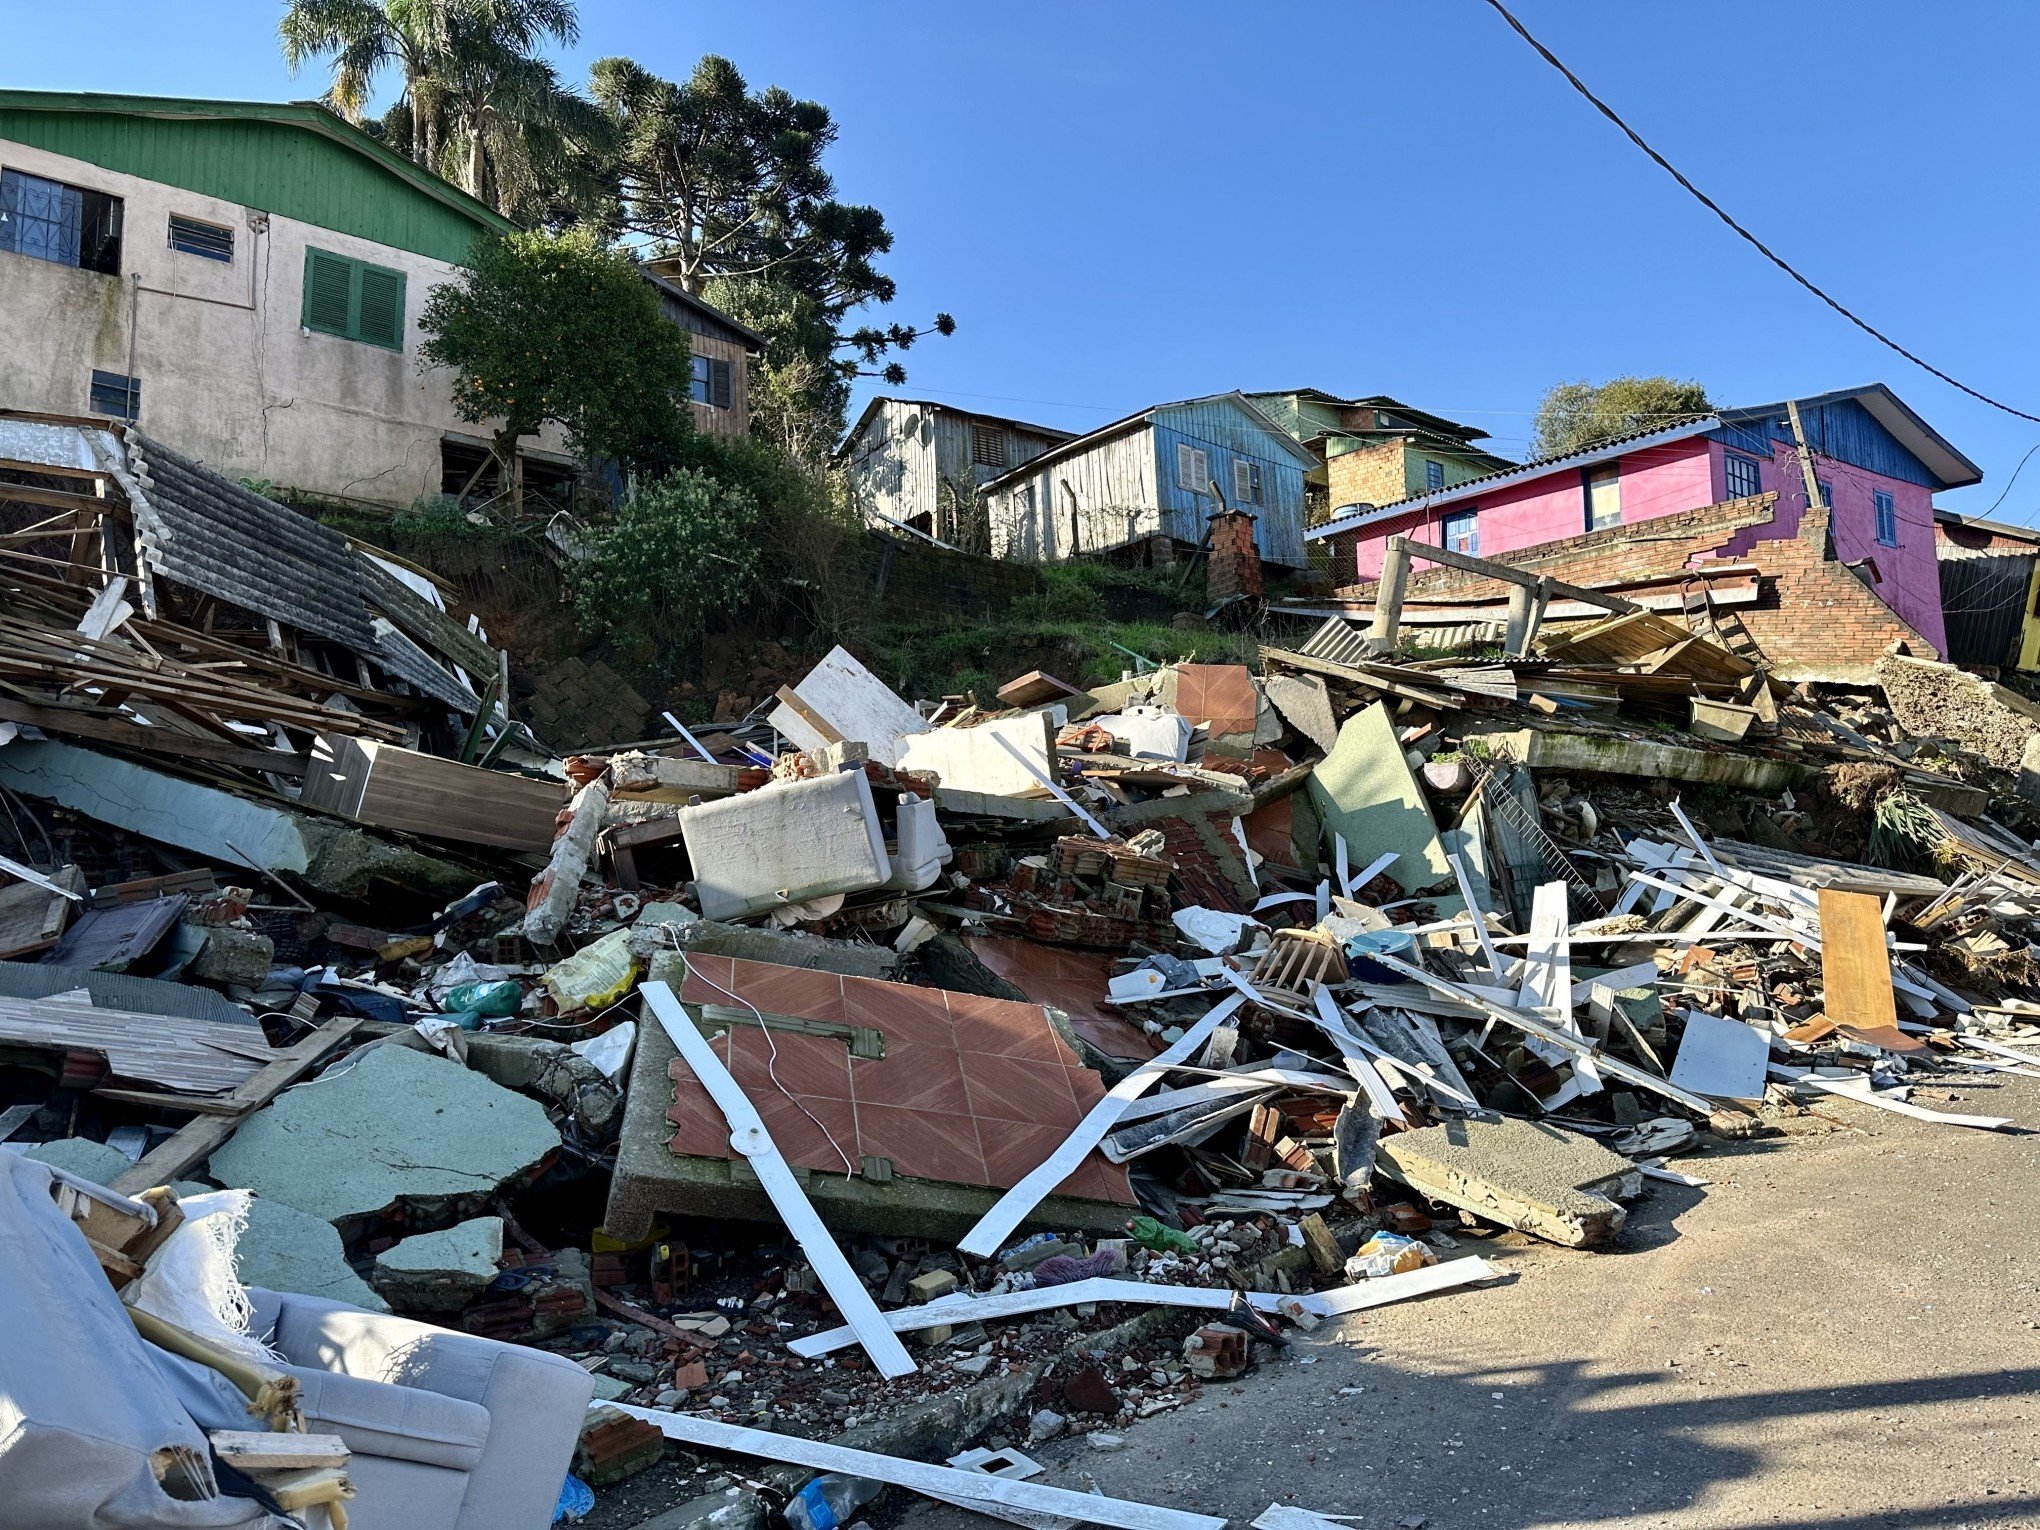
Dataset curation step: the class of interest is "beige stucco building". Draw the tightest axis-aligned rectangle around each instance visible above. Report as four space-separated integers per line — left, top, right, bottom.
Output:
0 91 758 511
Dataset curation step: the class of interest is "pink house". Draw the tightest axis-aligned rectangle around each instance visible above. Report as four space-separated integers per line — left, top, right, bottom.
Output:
1308 384 1981 657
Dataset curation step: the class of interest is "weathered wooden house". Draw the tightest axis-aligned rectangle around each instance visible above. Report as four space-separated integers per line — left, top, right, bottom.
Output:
975 392 1313 567
640 268 767 440
836 398 1073 548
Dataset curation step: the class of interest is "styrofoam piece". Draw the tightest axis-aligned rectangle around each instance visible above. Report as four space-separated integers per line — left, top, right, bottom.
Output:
1667 1010 1770 1100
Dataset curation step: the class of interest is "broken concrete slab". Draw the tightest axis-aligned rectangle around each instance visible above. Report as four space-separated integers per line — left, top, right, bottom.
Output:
900 714 1058 798
1263 673 1339 756
371 1214 504 1312
1374 1117 1641 1249
1878 651 2040 771
769 646 928 768
208 1042 559 1227
20 1136 132 1184
186 925 276 987
681 769 891 921
0 738 476 903
1307 702 1453 900
1457 725 1804 792
626 916 901 981
607 750 748 801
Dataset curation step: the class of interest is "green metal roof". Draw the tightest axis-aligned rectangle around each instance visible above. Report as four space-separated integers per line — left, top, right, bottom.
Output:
0 90 513 265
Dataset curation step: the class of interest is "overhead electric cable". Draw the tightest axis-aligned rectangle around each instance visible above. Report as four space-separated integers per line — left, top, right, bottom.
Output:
1479 0 2040 424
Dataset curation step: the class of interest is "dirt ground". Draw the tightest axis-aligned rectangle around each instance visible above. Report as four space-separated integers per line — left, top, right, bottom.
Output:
876 1073 2040 1530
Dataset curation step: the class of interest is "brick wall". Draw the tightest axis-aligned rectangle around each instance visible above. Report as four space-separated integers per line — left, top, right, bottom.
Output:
1208 509 1263 602
1345 492 1931 683
1326 440 1410 510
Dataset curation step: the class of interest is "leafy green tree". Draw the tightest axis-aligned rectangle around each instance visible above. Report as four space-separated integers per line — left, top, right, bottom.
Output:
1532 376 1712 458
570 469 760 654
417 228 691 502
590 53 953 450
280 0 607 222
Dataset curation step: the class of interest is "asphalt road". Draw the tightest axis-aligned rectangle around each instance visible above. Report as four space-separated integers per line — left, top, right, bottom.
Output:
894 1073 2040 1530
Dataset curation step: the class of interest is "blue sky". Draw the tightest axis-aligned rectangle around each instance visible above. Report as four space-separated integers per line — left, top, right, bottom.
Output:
16 1 2039 514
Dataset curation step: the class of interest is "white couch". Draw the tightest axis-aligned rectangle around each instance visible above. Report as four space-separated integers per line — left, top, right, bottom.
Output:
238 1288 596 1530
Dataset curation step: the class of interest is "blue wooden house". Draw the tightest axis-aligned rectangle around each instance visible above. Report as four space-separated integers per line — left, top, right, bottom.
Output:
976 392 1313 567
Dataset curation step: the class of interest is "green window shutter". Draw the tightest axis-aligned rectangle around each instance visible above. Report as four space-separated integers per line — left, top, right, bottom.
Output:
303 248 354 336
356 263 406 350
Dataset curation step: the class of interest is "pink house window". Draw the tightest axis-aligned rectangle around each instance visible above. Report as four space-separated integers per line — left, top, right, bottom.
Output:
1585 465 1621 531
1443 508 1478 555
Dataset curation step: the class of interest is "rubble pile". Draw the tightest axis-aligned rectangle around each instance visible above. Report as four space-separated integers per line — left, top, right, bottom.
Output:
10 444 2040 1529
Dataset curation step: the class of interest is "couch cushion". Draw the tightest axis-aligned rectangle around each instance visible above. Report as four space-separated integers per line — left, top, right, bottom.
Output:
293 1367 489 1472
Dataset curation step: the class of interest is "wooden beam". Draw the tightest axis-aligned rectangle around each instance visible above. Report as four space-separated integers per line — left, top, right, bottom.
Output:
1390 536 1643 614
0 697 309 776
109 1016 368 1195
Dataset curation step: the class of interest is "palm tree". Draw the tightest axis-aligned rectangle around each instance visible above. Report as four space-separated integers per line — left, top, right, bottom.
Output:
279 0 598 221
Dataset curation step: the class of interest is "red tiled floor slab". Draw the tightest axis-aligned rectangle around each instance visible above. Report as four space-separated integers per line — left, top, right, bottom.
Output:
841 976 955 1047
673 952 736 1004
724 1028 853 1100
977 1119 1077 1187
946 991 1066 1062
1175 663 1257 737
847 1042 969 1113
853 1103 988 1185
1055 1153 1137 1204
750 1091 860 1175
1065 1064 1108 1110
724 959 846 1022
960 1049 1079 1127
664 1072 733 1159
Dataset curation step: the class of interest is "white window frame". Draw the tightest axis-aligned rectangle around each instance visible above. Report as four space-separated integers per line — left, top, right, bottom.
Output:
1442 507 1478 557
1585 464 1622 531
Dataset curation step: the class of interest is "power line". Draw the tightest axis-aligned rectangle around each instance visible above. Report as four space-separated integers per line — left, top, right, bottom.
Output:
1478 0 2040 425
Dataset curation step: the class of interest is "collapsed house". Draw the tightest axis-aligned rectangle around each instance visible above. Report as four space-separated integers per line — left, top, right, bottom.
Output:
1306 384 1981 684
9 401 2040 1530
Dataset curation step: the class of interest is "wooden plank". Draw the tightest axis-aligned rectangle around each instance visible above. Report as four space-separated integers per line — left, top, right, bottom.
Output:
300 734 567 852
209 1432 349 1470
0 696 309 776
1817 888 1899 1032
641 981 917 1380
955 995 1246 1258
608 1408 1227 1530
110 1015 367 1195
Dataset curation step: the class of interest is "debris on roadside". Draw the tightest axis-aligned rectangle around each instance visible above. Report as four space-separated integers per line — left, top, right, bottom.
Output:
9 438 2040 1530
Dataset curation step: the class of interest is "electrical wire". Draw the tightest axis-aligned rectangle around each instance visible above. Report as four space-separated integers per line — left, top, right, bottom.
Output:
1980 441 2040 520
1478 0 2040 425
663 933 858 1180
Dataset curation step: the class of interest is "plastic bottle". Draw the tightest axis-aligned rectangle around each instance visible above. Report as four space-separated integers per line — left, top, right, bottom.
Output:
785 1474 882 1530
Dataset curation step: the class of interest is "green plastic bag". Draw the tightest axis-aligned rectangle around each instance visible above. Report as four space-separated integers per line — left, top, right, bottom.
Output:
445 979 522 1018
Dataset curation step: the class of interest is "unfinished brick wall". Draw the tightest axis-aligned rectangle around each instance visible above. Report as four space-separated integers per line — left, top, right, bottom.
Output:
1342 492 1932 683
1207 509 1263 602
1326 440 1410 510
